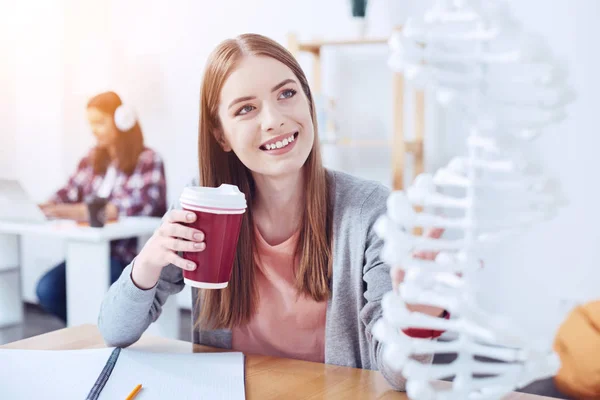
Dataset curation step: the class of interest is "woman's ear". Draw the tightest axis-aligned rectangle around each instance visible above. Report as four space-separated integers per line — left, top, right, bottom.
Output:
215 128 232 152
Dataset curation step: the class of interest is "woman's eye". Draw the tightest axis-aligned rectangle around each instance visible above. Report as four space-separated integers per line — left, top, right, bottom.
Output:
236 105 255 116
279 89 297 100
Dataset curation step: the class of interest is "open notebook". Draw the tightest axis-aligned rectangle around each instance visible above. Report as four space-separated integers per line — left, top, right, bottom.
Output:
0 347 245 399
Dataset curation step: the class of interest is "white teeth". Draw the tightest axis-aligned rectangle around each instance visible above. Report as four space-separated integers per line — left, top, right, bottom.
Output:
263 134 297 151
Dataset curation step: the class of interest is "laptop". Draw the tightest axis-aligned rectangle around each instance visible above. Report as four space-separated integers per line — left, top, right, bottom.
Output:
0 179 48 223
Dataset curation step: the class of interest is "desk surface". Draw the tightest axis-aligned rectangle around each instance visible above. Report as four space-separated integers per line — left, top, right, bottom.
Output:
1 325 556 400
0 216 161 241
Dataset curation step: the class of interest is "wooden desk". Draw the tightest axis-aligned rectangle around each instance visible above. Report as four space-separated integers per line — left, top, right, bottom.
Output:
1 325 557 400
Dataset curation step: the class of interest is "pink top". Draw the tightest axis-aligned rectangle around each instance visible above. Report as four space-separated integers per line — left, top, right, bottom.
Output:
231 226 327 363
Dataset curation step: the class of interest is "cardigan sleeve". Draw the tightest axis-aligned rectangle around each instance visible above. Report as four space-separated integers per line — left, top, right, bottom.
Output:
358 185 434 391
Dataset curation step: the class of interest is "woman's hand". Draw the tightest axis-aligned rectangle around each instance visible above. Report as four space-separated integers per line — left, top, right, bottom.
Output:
105 203 119 222
132 210 206 289
391 227 446 317
38 202 55 216
41 202 119 223
40 203 88 222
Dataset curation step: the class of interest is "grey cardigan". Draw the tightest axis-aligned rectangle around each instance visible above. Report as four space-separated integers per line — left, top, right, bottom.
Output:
98 170 432 390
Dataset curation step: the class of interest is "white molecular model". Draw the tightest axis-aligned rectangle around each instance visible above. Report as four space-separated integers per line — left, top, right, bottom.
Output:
373 1 574 399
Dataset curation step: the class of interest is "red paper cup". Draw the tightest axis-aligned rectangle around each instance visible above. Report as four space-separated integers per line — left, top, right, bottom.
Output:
179 184 247 289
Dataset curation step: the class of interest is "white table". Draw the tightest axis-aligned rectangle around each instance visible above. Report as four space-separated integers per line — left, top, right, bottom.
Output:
0 217 180 340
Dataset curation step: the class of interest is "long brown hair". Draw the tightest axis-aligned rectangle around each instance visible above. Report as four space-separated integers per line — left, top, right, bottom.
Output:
87 91 145 176
195 34 333 330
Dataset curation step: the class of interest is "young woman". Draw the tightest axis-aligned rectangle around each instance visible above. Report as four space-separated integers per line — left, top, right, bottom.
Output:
36 91 167 323
98 35 445 390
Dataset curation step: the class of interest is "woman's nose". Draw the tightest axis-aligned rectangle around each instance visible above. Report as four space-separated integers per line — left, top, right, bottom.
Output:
260 103 285 132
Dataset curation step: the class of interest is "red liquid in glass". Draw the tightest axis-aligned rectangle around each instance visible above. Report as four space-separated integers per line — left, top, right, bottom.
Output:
181 208 244 287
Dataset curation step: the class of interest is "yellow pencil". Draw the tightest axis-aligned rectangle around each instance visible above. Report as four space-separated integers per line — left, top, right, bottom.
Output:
125 384 142 400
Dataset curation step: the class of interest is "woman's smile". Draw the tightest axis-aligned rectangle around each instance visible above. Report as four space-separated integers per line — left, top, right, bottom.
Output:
260 131 299 155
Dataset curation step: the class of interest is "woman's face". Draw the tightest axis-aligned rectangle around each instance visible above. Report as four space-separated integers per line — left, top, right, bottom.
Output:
217 56 315 179
87 107 118 148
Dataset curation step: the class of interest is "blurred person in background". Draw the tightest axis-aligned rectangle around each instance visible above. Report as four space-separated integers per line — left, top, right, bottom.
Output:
36 91 168 323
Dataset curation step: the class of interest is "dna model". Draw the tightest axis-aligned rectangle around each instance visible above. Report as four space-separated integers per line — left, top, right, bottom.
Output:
373 1 574 399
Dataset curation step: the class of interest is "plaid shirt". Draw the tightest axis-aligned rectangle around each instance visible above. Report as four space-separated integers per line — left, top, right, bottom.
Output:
51 147 167 263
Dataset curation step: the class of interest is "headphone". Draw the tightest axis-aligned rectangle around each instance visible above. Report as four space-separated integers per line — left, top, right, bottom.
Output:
114 104 137 132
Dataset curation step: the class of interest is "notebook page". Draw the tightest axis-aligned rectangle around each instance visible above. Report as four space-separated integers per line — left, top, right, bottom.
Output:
101 349 245 399
0 348 115 399
0 348 245 400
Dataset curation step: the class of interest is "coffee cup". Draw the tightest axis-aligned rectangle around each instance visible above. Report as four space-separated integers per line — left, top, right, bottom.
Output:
87 197 109 228
179 184 247 289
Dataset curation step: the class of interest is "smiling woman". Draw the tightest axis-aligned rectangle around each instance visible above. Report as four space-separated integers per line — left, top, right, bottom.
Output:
216 56 316 179
196 36 329 331
98 33 447 393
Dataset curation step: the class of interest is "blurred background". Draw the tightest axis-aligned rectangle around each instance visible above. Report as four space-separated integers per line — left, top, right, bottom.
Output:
0 0 599 368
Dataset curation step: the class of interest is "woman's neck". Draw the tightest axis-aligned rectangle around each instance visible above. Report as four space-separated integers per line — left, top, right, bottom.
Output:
252 170 305 246
107 146 117 160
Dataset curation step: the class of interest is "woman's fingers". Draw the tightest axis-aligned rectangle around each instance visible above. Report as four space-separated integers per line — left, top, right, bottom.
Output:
166 252 196 271
413 227 445 260
424 227 444 239
166 209 197 224
164 237 206 253
414 250 438 260
161 222 204 242
390 268 406 291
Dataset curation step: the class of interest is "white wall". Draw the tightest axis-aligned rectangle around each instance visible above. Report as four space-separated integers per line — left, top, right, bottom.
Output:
4 0 599 332
449 0 600 338
5 1 70 301
102 0 415 201
494 0 600 334
5 0 414 305
0 3 17 179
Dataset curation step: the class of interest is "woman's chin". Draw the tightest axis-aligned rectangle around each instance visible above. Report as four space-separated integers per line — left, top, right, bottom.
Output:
259 159 307 179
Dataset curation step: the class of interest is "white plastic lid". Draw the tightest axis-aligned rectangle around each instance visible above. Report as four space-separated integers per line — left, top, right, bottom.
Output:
179 184 247 211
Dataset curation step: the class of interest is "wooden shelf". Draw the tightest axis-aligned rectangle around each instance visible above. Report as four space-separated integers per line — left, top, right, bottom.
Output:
288 27 425 191
296 38 389 54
